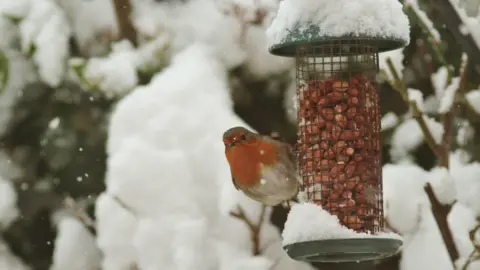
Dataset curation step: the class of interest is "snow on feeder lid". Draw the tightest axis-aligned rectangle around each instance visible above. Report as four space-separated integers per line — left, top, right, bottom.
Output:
266 0 410 265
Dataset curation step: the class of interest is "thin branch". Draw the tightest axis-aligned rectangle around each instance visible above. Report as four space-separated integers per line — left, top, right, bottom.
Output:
404 4 453 77
461 223 480 270
112 0 137 46
441 57 469 168
417 39 434 76
461 248 479 270
385 58 444 160
64 196 96 232
469 224 480 252
111 195 137 217
424 183 459 263
230 204 267 256
385 56 460 267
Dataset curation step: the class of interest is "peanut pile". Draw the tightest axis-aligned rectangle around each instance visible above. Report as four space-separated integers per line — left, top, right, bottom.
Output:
297 73 382 232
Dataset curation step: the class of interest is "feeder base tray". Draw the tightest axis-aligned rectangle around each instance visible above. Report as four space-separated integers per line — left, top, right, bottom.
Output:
283 238 402 264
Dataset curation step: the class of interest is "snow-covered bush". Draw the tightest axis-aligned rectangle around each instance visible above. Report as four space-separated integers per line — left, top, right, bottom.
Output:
0 0 479 269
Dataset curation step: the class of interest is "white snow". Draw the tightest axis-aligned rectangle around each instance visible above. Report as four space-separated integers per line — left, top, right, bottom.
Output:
423 115 444 144
427 167 456 205
50 216 102 270
382 159 480 270
456 120 474 147
432 66 449 99
383 163 429 234
132 0 247 70
56 0 118 56
431 54 466 114
422 94 440 114
438 77 460 114
390 116 443 162
0 0 30 19
0 241 30 270
379 48 405 82
381 112 399 131
450 154 480 216
82 41 138 98
243 26 294 79
99 44 312 270
283 70 297 124
95 194 137 270
0 152 23 269
465 89 480 114
282 203 359 245
0 17 37 137
266 0 410 49
2 0 475 269
282 202 403 246
404 0 441 43
449 0 480 50
19 0 71 87
0 176 18 228
407 88 425 112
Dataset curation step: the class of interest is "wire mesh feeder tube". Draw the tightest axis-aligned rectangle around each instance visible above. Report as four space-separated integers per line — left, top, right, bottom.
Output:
298 41 382 233
285 40 402 264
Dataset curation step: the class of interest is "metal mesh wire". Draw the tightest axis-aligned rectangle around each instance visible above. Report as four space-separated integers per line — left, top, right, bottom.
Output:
295 40 383 233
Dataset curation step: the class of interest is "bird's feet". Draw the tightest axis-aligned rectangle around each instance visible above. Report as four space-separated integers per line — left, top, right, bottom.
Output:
281 200 294 210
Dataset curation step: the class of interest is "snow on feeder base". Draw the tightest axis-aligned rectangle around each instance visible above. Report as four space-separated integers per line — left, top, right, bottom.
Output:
266 0 410 264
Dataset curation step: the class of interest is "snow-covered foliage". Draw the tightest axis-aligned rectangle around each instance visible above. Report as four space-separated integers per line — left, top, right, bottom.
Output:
50 215 102 270
100 43 313 270
0 0 479 269
0 151 25 268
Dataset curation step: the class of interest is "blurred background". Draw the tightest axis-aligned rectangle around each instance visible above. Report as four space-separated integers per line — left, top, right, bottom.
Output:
0 0 479 269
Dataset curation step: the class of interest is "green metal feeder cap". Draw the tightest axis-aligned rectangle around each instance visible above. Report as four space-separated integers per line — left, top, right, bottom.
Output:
266 0 411 57
283 238 403 265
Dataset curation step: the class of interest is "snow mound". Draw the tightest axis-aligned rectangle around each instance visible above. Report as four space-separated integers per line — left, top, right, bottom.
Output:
266 0 410 48
282 202 402 246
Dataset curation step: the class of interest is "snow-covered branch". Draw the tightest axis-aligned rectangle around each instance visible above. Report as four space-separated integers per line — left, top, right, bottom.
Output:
427 0 480 74
384 47 463 266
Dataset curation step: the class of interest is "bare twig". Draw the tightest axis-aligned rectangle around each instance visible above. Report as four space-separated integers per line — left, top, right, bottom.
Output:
441 57 469 168
469 223 480 251
112 0 137 46
403 3 453 77
385 58 444 160
64 196 96 230
417 39 434 76
230 204 267 255
217 1 267 45
460 223 480 270
461 248 479 270
111 195 137 217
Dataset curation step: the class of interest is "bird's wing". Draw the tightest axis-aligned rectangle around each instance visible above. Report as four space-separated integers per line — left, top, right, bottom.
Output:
263 136 298 176
267 137 296 167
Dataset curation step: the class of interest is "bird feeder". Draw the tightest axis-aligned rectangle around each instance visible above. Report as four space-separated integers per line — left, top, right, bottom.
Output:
267 1 410 266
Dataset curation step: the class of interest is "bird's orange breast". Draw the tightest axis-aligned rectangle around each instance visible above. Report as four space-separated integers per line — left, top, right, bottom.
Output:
226 140 277 188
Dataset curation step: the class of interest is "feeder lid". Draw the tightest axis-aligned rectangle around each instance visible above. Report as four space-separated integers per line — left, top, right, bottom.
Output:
266 0 411 57
283 238 403 264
